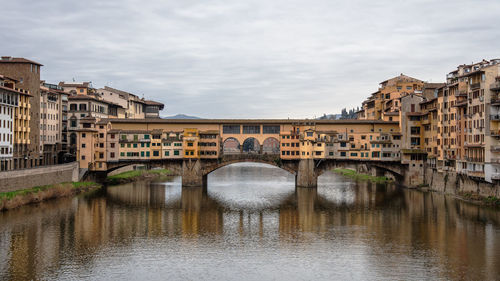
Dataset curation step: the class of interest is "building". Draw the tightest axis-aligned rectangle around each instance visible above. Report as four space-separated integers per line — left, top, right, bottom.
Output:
40 83 65 165
0 56 42 169
97 86 165 119
359 74 425 121
0 75 21 171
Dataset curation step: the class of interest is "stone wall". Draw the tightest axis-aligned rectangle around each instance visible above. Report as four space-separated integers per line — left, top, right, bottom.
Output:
424 168 499 198
0 162 79 193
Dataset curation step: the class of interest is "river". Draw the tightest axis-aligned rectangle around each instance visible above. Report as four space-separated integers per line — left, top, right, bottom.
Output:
1 163 499 280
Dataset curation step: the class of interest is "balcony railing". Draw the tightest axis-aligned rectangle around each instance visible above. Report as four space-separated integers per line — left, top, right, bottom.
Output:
491 173 500 180
491 81 500 92
470 83 481 90
491 114 500 121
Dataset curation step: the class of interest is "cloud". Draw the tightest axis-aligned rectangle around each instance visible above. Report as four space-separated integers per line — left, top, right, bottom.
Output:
1 0 499 118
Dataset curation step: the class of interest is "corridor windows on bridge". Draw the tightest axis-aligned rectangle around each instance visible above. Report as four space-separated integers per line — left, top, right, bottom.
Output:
223 125 240 134
243 125 260 134
263 125 280 134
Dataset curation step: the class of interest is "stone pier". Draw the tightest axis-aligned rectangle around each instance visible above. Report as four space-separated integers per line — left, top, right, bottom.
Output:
296 159 317 188
182 159 207 187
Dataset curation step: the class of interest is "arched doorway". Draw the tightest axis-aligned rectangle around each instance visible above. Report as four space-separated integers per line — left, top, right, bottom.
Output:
262 137 280 154
223 137 241 154
242 138 260 154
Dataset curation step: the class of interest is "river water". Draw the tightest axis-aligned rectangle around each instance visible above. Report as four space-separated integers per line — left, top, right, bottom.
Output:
1 163 499 280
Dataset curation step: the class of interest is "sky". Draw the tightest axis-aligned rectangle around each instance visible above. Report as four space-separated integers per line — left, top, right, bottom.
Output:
1 0 499 118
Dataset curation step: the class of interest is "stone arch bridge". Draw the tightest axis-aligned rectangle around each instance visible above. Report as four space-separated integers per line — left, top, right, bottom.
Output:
91 155 409 188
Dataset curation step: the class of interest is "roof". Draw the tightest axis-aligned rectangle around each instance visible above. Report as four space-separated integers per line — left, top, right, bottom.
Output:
59 82 90 88
0 74 19 82
407 112 425 116
380 74 424 85
103 118 400 125
144 100 164 106
423 82 446 89
68 95 123 107
0 85 31 96
384 112 399 116
420 97 437 103
458 69 484 78
0 56 43 66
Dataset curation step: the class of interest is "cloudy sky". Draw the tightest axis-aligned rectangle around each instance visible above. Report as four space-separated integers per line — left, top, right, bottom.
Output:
2 0 499 118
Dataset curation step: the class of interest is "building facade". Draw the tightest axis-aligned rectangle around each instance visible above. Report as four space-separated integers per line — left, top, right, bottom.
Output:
0 56 42 169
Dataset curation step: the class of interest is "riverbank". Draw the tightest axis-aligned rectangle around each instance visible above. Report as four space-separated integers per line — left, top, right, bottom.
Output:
332 168 392 183
333 168 499 207
107 169 172 185
0 181 101 211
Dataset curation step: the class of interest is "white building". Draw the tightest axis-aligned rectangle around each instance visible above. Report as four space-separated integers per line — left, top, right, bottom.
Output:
0 75 19 171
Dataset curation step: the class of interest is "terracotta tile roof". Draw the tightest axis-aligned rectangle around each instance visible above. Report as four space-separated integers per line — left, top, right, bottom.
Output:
0 74 19 82
0 85 32 96
144 100 164 106
0 56 43 66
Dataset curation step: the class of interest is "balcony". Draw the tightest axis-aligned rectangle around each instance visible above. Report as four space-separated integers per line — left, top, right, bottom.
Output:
467 170 485 178
470 83 481 90
491 114 500 121
455 90 467 97
491 81 500 92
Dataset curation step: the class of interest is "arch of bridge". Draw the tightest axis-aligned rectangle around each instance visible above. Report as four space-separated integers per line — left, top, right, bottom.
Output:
202 158 297 176
221 134 280 145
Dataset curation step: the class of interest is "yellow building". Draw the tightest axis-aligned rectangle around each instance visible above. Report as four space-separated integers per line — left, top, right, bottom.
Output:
183 128 199 158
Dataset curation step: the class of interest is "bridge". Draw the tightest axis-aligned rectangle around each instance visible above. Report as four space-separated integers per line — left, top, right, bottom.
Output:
79 118 423 187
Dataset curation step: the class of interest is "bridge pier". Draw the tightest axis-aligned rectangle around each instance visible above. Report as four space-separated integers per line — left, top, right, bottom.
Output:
182 159 207 187
296 159 317 188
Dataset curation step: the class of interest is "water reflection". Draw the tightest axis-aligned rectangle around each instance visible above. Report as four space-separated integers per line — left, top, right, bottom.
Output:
0 163 499 280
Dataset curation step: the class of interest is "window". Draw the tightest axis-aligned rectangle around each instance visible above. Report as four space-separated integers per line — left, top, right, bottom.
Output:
165 151 169 156
223 125 240 134
340 142 346 147
141 151 144 157
243 125 260 134
340 152 346 157
133 143 138 148
263 125 280 134
410 127 420 135
81 143 86 148
306 132 313 137
120 143 124 148
153 151 159 156
187 142 194 147
110 143 115 148
110 152 115 158
82 133 86 138
174 150 179 156
120 152 125 157
81 155 85 160
144 134 150 139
